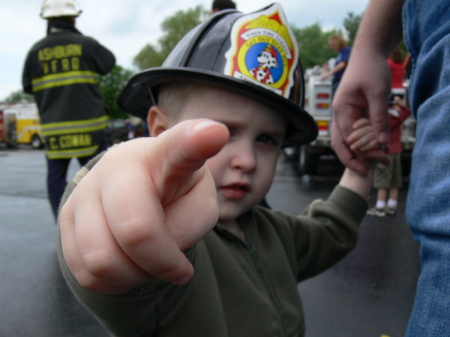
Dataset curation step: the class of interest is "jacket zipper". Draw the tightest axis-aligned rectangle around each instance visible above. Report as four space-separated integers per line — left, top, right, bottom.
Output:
248 246 287 337
220 229 288 337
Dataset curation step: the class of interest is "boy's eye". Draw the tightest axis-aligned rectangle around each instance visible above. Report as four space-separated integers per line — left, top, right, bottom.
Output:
227 126 237 138
257 133 276 145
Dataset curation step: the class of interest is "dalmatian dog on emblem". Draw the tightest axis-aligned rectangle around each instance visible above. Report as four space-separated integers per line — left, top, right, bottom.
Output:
224 3 298 98
250 44 279 84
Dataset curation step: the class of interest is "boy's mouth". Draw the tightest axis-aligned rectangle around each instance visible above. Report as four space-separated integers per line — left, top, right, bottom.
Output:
220 183 250 199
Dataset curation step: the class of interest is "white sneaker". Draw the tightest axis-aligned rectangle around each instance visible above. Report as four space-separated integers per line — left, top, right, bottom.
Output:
366 207 386 217
385 207 397 216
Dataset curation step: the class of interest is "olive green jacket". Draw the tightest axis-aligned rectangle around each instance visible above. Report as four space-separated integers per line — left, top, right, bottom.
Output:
57 156 367 337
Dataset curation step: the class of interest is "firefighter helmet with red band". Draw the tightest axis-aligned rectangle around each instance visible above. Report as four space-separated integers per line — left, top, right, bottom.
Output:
118 3 318 146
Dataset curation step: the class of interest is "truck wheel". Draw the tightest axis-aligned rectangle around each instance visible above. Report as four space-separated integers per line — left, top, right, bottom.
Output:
31 134 43 149
298 145 320 175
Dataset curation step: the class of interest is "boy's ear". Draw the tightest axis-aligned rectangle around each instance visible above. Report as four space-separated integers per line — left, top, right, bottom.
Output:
147 106 169 136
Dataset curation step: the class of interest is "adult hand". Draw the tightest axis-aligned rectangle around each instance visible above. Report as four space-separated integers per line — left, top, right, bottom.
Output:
332 52 391 176
59 119 229 294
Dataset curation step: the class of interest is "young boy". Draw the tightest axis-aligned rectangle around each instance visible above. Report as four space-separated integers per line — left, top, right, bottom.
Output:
57 4 376 336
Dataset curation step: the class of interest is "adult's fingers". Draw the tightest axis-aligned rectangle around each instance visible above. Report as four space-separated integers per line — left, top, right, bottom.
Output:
362 58 392 144
331 120 369 176
367 92 391 144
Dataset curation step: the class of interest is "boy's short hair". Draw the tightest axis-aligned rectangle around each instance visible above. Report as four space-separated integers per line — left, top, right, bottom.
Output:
157 82 203 120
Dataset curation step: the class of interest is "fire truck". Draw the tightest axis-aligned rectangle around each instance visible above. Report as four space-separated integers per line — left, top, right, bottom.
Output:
282 67 334 174
284 67 416 175
0 102 44 149
298 71 334 174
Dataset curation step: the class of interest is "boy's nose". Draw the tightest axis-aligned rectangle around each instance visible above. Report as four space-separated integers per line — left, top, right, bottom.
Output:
229 141 257 172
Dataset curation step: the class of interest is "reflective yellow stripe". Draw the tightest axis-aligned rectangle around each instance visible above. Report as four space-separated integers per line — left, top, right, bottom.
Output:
40 116 108 137
46 145 99 159
31 71 98 92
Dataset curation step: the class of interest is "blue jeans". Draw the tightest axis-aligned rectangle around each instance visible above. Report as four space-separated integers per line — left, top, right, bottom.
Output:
403 1 450 335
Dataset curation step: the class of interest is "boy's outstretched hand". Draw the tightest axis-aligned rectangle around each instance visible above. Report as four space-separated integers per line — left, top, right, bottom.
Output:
346 118 380 153
59 119 229 294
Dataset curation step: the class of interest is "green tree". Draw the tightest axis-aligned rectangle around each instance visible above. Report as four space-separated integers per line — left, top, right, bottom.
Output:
343 12 363 46
133 5 208 70
3 90 34 103
133 44 166 71
98 65 134 119
342 12 409 59
292 23 343 70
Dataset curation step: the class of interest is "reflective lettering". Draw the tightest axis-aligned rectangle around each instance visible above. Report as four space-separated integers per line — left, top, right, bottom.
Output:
51 60 58 73
61 59 70 71
38 44 83 61
41 62 49 74
49 137 58 150
39 56 81 75
59 134 92 149
71 57 80 70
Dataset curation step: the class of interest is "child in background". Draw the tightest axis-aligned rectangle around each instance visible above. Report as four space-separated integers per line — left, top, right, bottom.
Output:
365 96 411 217
57 5 378 336
388 46 406 98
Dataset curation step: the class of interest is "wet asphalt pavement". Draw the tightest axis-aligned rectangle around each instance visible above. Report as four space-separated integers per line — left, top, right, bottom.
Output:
0 145 420 337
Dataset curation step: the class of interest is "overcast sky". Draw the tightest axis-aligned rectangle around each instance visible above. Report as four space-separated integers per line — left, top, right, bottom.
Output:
0 0 369 100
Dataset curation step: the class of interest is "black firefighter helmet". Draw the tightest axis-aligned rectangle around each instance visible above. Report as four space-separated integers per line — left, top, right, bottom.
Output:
118 3 318 146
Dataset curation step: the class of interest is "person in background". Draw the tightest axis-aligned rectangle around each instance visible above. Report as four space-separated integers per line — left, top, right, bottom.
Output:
331 0 450 335
211 0 236 15
320 34 351 96
22 0 115 219
366 95 411 217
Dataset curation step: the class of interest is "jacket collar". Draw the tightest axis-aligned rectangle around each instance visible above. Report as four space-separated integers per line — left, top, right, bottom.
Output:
47 19 82 35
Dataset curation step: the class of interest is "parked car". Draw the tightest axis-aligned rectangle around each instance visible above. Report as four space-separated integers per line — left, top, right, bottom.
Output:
104 118 146 146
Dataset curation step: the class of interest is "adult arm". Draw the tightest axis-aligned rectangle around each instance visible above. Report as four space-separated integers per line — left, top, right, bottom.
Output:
22 54 33 94
321 61 347 80
332 0 404 175
87 37 116 74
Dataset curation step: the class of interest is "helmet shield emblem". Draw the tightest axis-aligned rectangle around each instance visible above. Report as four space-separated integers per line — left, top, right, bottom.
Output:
225 3 298 99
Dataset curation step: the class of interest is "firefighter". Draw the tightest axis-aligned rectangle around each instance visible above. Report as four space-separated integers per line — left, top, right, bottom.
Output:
22 0 115 219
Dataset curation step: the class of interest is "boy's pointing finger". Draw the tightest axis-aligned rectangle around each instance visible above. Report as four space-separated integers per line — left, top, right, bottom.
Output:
150 119 229 200
157 119 229 172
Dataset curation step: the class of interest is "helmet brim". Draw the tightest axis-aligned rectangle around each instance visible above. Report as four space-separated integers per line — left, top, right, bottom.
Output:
118 67 318 146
